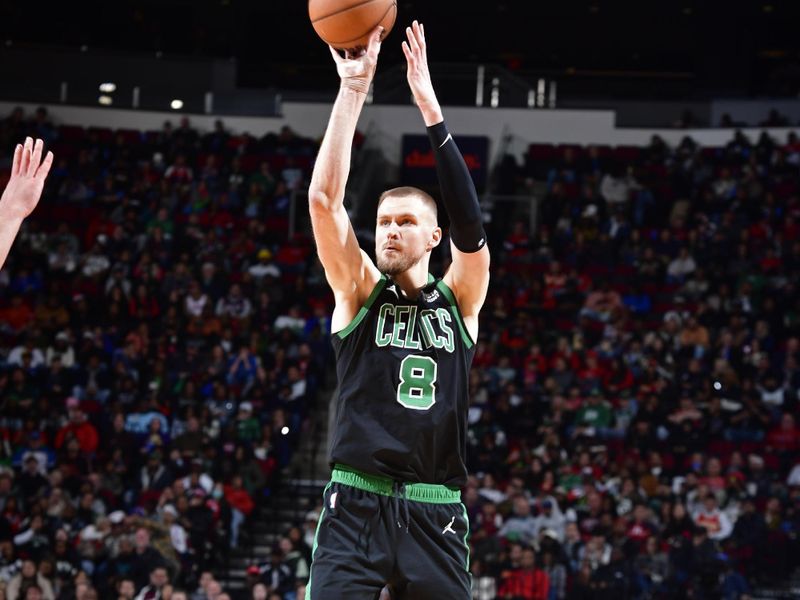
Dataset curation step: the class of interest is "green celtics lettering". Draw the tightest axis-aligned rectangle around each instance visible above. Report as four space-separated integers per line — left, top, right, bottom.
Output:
375 303 455 353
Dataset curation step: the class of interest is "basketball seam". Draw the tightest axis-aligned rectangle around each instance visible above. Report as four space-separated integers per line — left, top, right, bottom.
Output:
310 0 384 23
322 1 396 46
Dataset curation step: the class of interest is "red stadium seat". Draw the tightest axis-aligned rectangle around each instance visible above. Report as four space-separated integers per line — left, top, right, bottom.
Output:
116 128 143 145
557 144 586 160
612 145 642 162
590 144 613 158
48 142 79 161
88 127 114 144
528 144 558 162
239 154 263 173
144 130 161 145
57 125 86 143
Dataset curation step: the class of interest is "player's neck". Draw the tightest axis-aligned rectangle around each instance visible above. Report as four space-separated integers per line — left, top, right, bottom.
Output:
391 261 431 300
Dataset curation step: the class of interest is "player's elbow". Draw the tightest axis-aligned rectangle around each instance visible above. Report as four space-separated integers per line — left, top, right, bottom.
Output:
308 190 335 212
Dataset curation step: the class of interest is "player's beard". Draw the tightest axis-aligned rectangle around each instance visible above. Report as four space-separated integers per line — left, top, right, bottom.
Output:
377 246 425 276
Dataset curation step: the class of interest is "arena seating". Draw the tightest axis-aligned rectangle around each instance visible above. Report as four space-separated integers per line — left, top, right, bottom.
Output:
1 108 799 599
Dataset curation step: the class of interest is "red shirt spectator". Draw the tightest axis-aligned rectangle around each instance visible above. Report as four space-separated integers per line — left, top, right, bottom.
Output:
504 221 531 259
0 297 34 332
602 358 634 394
626 505 656 549
577 351 608 385
498 548 549 600
783 216 800 241
543 262 567 309
164 155 194 184
767 413 800 454
54 404 99 454
224 478 255 517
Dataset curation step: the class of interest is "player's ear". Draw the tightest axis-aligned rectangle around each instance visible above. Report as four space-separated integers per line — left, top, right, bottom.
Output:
427 226 442 251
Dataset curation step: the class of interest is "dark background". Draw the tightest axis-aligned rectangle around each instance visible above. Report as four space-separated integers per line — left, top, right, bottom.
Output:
1 0 799 99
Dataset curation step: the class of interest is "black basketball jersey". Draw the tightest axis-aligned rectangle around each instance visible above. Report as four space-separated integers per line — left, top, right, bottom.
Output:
329 274 476 487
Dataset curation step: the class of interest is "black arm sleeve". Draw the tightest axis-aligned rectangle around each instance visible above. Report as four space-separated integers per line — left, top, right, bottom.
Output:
427 120 487 253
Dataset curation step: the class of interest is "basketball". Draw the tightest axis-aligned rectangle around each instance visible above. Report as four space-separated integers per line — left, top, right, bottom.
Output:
309 0 397 50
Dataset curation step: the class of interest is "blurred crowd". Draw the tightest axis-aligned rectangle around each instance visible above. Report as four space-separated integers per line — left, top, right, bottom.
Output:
0 107 330 599
466 128 800 599
2 105 800 600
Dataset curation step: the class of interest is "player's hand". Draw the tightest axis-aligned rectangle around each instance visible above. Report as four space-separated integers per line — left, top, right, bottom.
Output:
403 20 442 124
0 137 53 221
329 25 384 94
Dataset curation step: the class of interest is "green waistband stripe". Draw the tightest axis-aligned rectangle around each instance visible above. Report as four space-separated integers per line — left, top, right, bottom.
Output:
331 464 461 504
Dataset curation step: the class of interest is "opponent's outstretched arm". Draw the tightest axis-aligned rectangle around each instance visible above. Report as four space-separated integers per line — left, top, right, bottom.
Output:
0 138 53 269
308 27 383 325
403 21 490 339
0 138 53 270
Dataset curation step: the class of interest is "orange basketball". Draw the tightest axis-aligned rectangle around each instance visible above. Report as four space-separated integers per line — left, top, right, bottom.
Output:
309 0 397 51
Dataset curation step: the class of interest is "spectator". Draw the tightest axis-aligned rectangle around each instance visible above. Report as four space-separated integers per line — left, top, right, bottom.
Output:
130 529 166 590
580 283 623 323
134 565 169 600
7 336 45 370
258 547 293 597
277 536 309 585
571 388 614 440
540 549 566 600
6 560 55 600
693 493 733 541
634 535 668 598
54 401 99 455
499 496 539 546
223 475 254 548
533 499 566 543
498 546 549 600
248 249 281 281
116 577 137 600
666 247 697 282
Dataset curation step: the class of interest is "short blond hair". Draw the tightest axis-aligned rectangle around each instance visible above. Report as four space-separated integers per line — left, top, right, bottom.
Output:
378 186 438 222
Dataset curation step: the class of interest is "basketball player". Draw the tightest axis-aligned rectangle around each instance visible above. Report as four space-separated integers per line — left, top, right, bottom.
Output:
305 21 490 600
0 137 53 269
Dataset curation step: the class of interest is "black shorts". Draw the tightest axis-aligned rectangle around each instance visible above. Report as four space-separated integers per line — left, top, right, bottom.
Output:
305 464 471 600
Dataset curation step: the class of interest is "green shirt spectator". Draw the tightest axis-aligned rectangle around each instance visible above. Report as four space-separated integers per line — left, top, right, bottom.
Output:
574 389 613 429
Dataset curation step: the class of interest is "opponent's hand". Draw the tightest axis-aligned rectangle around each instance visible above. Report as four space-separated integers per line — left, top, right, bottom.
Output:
0 137 53 221
402 20 442 123
329 25 384 94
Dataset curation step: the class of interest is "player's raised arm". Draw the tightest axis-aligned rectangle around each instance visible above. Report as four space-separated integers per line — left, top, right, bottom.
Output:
0 137 54 270
308 26 383 326
402 20 490 339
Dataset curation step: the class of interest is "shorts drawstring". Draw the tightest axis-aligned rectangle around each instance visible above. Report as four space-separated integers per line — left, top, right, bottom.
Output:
392 480 410 532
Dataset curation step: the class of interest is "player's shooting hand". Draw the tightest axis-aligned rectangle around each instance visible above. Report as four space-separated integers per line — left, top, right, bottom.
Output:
403 20 442 123
0 137 53 221
329 25 384 94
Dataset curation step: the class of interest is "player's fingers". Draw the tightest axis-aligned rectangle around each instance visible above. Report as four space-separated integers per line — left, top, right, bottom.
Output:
405 26 420 55
366 25 383 59
29 139 44 177
35 151 54 180
401 41 413 62
11 143 22 176
20 137 32 176
328 45 344 64
370 25 384 45
412 20 424 48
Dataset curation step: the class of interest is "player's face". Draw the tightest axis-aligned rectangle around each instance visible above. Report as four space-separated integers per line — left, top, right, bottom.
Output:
375 195 438 276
